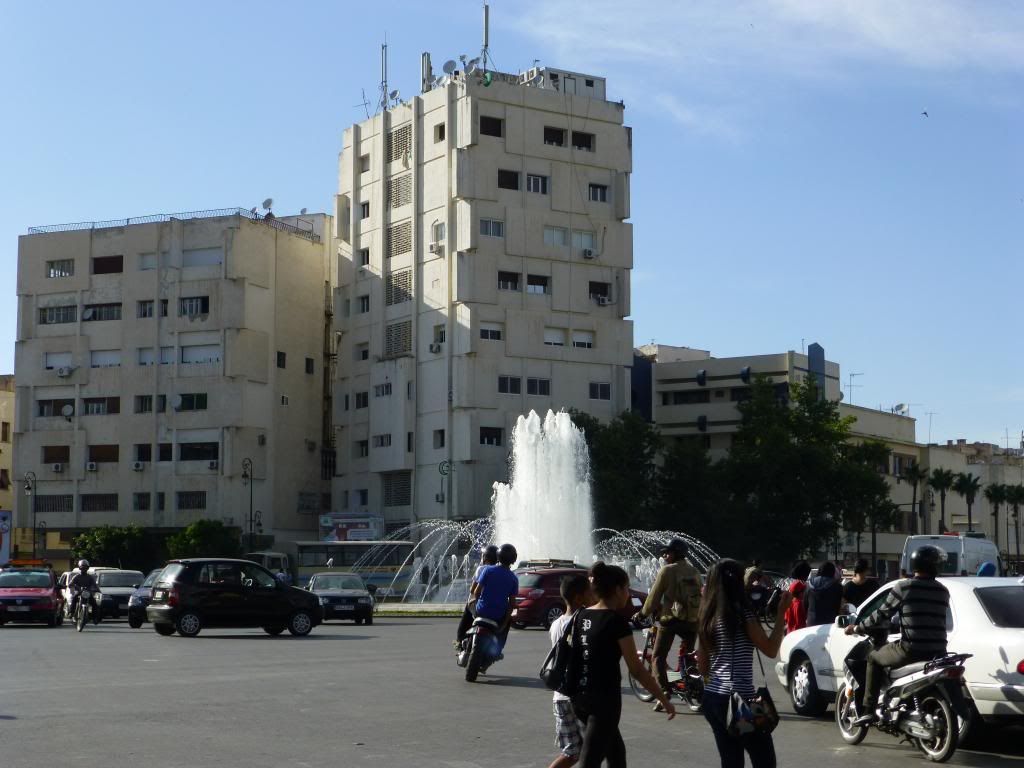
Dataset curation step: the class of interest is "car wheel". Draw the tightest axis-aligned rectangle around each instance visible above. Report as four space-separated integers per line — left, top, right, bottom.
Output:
355 617 364 625
364 615 373 626
154 623 175 636
512 622 526 630
128 615 143 629
288 611 313 636
542 604 563 630
263 625 286 636
46 613 57 628
176 612 202 637
789 657 828 717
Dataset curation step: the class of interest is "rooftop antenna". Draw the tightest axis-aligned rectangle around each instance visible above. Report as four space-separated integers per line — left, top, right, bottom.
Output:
377 37 389 114
421 52 433 94
925 411 938 444
353 88 371 119
481 2 490 70
846 372 863 406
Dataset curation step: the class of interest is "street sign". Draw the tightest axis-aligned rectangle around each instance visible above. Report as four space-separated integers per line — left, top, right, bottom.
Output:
438 461 451 476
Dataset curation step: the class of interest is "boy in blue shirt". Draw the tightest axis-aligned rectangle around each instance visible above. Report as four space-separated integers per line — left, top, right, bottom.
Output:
473 543 519 650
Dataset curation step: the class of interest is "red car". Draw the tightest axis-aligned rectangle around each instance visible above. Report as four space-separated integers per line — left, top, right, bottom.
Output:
511 567 647 629
0 566 64 627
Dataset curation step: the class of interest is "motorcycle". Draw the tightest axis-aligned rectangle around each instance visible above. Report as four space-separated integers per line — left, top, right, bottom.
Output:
456 616 504 682
73 589 101 632
835 625 971 763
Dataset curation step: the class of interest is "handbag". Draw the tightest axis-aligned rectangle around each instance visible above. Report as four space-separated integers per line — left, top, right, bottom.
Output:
539 611 581 696
725 636 780 737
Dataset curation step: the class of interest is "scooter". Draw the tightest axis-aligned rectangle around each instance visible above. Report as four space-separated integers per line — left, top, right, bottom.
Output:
835 626 971 763
457 616 503 682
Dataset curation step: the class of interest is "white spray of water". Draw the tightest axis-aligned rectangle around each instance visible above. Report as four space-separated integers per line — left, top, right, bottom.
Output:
491 410 594 564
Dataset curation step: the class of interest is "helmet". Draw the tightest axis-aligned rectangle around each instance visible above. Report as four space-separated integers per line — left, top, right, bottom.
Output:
481 544 499 564
77 559 90 570
497 543 518 567
660 538 689 559
909 545 945 577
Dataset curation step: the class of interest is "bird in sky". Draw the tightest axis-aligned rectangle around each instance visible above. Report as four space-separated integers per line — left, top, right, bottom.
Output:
921 110 929 117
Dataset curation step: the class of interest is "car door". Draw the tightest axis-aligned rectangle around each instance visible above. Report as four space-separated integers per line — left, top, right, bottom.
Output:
195 563 245 627
824 586 894 688
240 563 286 625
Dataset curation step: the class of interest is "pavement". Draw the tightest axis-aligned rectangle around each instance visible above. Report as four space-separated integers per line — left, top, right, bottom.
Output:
0 617 1021 768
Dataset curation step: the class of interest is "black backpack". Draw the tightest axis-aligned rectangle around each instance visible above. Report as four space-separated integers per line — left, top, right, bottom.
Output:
539 611 582 696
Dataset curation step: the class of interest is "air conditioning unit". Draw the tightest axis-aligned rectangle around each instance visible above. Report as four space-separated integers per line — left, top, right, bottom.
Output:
208 460 219 470
428 242 442 254
85 461 98 472
51 463 64 473
581 248 595 259
131 461 145 472
428 342 442 353
56 367 72 378
596 296 611 306
435 492 445 503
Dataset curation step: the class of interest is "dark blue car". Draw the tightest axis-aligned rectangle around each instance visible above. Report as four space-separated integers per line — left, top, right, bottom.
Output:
128 568 164 628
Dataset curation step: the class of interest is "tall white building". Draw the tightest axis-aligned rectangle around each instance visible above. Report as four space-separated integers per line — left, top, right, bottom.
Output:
330 62 635 534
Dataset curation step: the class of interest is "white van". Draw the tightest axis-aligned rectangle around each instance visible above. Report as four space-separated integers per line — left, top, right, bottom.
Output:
900 534 1003 577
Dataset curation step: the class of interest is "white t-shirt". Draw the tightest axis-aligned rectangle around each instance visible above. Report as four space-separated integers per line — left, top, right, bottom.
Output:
549 613 572 702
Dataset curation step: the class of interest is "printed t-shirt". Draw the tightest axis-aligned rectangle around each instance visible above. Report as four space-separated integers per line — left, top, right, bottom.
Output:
576 608 632 697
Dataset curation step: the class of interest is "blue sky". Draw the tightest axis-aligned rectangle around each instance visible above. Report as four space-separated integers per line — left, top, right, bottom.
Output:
1 1 1021 446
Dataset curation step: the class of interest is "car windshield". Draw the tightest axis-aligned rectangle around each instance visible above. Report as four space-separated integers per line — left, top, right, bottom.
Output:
142 570 162 588
517 573 544 589
0 571 51 588
97 572 143 587
975 586 1024 628
312 575 364 591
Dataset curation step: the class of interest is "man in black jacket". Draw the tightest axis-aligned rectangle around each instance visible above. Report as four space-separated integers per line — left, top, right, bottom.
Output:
805 561 842 626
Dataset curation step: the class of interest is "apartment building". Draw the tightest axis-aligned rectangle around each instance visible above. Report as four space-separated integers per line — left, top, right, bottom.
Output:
13 209 333 555
330 63 635 534
0 376 13 515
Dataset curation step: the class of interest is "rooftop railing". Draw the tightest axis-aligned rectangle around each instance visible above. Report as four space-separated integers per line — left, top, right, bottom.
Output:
27 207 320 243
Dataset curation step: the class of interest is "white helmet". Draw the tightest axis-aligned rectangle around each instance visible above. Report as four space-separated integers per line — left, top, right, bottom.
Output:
78 559 90 570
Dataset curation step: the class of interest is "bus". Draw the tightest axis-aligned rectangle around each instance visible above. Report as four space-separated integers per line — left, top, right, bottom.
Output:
290 541 416 597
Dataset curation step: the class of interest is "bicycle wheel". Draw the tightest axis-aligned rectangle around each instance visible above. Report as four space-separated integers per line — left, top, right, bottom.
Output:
681 667 704 712
628 630 656 702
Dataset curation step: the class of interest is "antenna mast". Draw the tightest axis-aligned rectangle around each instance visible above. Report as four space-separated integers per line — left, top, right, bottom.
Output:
378 39 389 114
481 3 490 69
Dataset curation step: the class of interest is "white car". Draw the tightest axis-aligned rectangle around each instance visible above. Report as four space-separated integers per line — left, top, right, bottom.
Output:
775 577 1024 730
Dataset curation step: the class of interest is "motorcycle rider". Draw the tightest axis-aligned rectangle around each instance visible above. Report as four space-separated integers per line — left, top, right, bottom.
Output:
454 544 499 647
68 559 100 624
632 538 702 711
845 545 950 725
473 543 520 653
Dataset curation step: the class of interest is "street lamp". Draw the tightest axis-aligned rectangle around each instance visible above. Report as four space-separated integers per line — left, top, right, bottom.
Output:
23 471 37 558
241 458 254 549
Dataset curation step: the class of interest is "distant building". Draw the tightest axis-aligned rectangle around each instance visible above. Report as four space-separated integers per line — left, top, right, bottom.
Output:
0 375 14 515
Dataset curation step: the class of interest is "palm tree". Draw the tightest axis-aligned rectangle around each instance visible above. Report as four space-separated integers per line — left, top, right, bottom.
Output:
983 483 1006 549
902 462 929 535
1006 485 1024 573
928 468 956 534
953 473 982 532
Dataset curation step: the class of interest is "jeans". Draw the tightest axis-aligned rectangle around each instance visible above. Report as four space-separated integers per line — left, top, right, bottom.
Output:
653 618 697 692
703 692 776 768
864 641 915 711
573 694 625 768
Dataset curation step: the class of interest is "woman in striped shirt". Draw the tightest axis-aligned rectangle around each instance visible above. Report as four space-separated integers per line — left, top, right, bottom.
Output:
696 559 792 768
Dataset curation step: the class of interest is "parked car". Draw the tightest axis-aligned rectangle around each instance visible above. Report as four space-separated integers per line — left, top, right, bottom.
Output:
775 576 1024 733
0 567 64 627
95 570 145 620
127 568 164 628
306 571 374 625
511 567 647 629
147 558 322 637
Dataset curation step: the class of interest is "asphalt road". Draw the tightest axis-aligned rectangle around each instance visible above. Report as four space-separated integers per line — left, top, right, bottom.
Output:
0 617 1020 768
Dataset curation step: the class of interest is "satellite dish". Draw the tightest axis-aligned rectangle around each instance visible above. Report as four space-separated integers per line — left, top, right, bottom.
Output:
530 74 543 86
442 59 457 75
60 404 74 418
250 207 257 214
465 60 478 76
389 90 399 100
838 392 845 401
300 208 308 215
459 54 467 64
172 394 183 410
895 403 908 414
262 198 273 210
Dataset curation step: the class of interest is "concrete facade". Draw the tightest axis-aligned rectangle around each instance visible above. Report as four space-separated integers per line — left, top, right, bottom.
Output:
13 210 334 554
330 65 634 534
0 376 13 516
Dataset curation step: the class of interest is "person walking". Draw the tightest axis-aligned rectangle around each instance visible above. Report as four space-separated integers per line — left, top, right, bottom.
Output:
805 561 842 626
841 559 879 611
697 559 792 768
547 573 593 768
572 562 675 768
783 561 811 633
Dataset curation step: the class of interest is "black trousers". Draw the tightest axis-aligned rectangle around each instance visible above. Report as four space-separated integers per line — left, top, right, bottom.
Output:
703 692 776 768
455 603 475 642
573 693 625 768
864 641 915 711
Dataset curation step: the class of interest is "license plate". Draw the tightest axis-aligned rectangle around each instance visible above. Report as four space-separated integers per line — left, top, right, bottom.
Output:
8 606 30 612
334 605 354 611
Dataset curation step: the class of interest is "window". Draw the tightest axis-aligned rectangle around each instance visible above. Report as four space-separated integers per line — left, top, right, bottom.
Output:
385 270 412 305
179 296 210 317
434 122 446 142
526 274 550 295
159 300 168 317
572 230 595 250
527 377 551 396
374 382 392 397
730 387 753 402
34 494 74 513
588 183 609 202
543 126 566 146
158 443 172 462
43 445 70 463
181 344 220 364
498 271 520 291
572 330 595 349
138 347 155 366
543 226 568 246
135 395 153 413
432 221 446 243
433 325 446 344
526 174 549 194
355 440 369 458
355 391 369 409
38 305 77 325
305 357 315 375
83 303 122 321
372 434 392 448
138 300 154 318
585 79 594 87
386 221 412 257
357 295 370 313
386 125 412 162
134 444 152 462
46 259 74 278
479 218 504 238
589 382 611 400
497 170 520 190
359 154 370 173
407 381 414 400
384 320 413 357
178 442 219 461
407 432 414 453
88 444 119 463
480 116 504 137
357 489 369 506
91 255 123 274
176 491 207 511
387 174 412 209
160 346 174 365
480 427 504 446
83 397 120 416
498 375 521 395
89 349 120 368
662 390 710 405
183 247 222 267
355 343 369 361
280 395 289 406
572 131 595 151
544 328 566 347
358 248 370 266
589 281 611 301
0 469 8 490
177 393 207 411
81 494 119 512
133 493 151 512
433 429 445 449
44 351 72 370
382 471 412 507
480 323 503 341
277 351 287 369
360 201 370 219
36 398 74 417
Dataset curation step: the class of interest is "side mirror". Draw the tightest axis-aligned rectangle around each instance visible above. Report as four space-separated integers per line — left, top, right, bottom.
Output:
835 615 852 628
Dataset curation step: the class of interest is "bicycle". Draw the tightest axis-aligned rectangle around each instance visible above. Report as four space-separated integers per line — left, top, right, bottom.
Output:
627 623 704 712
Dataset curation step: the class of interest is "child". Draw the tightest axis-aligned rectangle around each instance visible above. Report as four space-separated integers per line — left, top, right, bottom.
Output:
548 573 592 768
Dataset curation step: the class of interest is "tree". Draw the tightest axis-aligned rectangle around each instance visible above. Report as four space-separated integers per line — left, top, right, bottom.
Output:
652 437 728 544
902 461 929 535
983 483 1007 549
1006 485 1024 571
842 440 900 571
71 525 163 571
166 519 242 559
953 472 982 533
928 468 956 533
